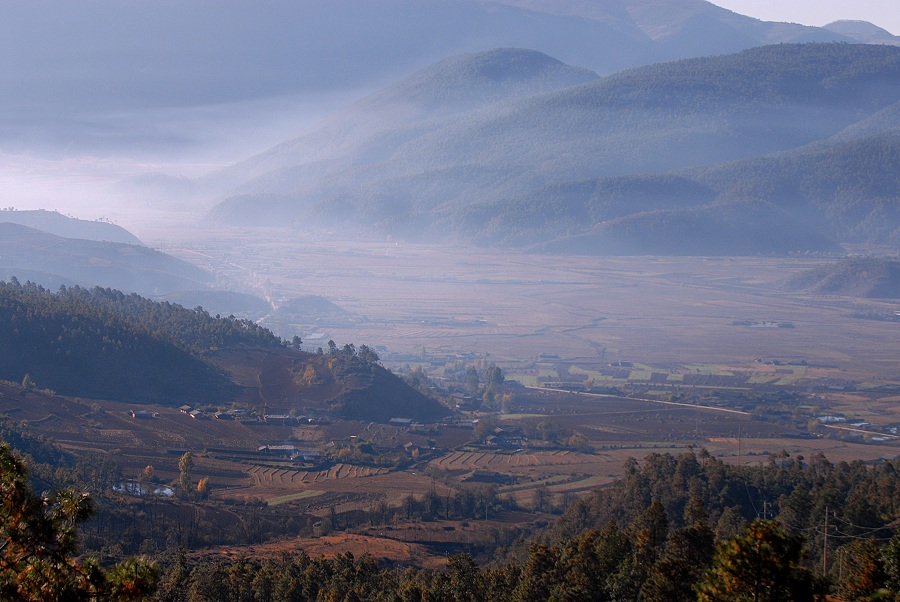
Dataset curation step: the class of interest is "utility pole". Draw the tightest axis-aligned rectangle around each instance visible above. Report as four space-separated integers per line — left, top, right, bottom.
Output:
823 508 828 577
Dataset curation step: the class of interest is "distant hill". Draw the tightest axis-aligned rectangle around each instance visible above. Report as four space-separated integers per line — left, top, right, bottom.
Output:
0 210 143 244
0 281 446 421
785 258 900 298
532 201 842 256
209 43 900 255
0 216 277 317
823 20 900 45
0 222 213 296
207 48 599 193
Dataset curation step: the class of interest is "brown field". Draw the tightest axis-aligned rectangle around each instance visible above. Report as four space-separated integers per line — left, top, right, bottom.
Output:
191 533 447 569
139 229 899 392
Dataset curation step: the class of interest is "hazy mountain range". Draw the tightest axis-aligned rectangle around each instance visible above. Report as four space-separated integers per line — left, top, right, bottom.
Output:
208 43 900 254
4 0 894 116
3 0 898 255
2 0 896 151
0 221 212 296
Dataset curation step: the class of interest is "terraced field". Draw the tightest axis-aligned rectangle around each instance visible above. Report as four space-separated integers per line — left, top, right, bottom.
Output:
248 463 388 487
431 449 594 471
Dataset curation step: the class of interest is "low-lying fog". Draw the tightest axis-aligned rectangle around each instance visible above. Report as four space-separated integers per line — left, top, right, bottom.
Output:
0 91 357 232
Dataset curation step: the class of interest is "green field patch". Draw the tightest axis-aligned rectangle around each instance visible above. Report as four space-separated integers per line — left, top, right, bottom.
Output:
569 366 606 380
267 489 325 506
628 370 653 380
646 390 669 396
666 373 684 382
857 382 882 390
501 413 547 420
686 364 734 376
511 374 539 387
503 474 570 494
747 375 779 384
774 376 802 386
687 385 753 391
541 474 573 485
549 475 611 493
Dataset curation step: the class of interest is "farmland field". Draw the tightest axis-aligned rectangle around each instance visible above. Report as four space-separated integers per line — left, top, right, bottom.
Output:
142 228 899 393
7 227 900 565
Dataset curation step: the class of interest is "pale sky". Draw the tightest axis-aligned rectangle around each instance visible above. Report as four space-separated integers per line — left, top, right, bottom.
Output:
709 0 900 35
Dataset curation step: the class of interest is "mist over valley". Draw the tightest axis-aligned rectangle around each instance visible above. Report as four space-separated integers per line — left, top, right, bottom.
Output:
2 1 900 590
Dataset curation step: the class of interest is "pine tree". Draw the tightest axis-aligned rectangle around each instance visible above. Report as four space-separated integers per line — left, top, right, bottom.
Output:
0 443 157 600
696 520 814 602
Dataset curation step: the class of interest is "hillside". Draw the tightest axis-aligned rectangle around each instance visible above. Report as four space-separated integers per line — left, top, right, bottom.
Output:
531 201 842 256
210 346 447 422
206 48 599 194
0 280 446 421
0 280 237 404
0 209 143 244
209 43 900 254
0 222 213 296
785 257 900 298
690 132 900 246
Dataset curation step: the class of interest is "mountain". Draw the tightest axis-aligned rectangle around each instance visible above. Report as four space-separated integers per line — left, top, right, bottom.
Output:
0 222 213 295
0 281 447 421
0 280 237 404
0 210 143 244
208 48 599 192
0 219 277 317
0 0 857 128
209 346 448 423
689 132 900 246
209 43 900 255
823 20 900 45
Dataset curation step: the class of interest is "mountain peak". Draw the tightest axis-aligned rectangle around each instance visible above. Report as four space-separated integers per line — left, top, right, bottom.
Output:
377 48 598 109
823 20 900 45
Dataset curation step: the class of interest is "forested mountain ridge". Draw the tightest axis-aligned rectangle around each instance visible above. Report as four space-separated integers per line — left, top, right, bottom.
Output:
0 280 446 420
209 43 900 255
3 0 876 133
0 280 247 404
206 48 599 199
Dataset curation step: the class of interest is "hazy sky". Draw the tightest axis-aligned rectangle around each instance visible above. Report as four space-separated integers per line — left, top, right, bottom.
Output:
710 0 900 35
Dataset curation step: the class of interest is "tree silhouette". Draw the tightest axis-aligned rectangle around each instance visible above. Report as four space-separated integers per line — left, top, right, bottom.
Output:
0 444 157 600
178 452 193 498
696 520 814 602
